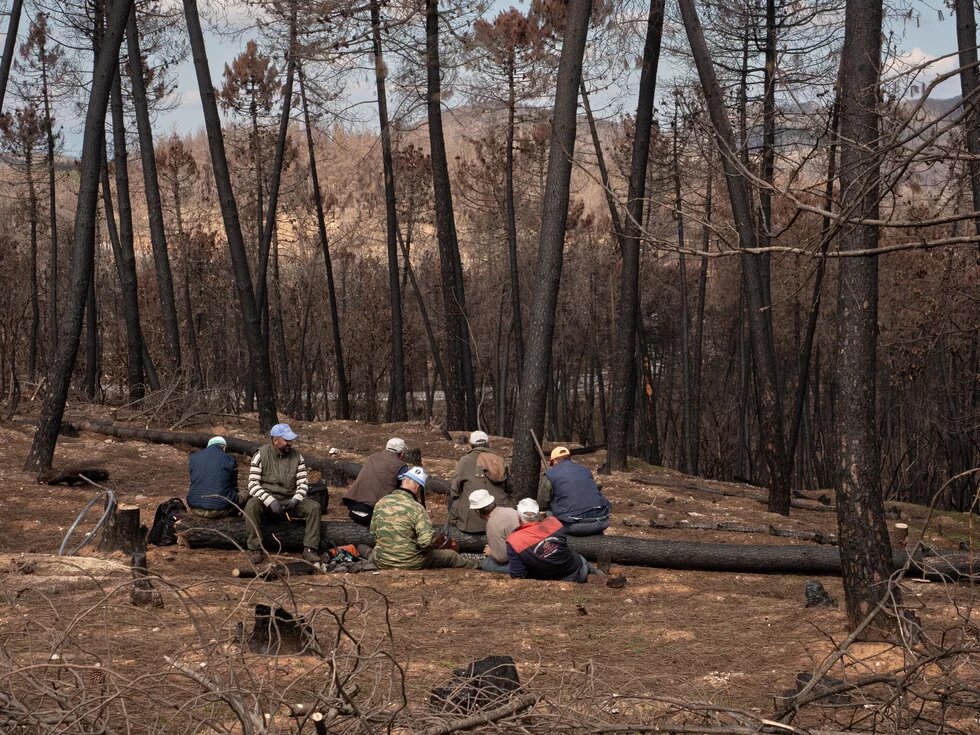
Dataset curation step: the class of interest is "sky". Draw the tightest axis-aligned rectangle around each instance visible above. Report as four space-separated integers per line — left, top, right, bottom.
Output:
1 0 969 154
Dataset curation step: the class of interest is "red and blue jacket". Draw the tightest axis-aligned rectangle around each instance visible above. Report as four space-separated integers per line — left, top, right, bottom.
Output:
505 516 582 580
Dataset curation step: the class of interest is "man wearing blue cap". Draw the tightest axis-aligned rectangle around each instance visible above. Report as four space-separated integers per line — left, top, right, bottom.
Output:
186 436 240 518
245 423 322 564
370 466 478 570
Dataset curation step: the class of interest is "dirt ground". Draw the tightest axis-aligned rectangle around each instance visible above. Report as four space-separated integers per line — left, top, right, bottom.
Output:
1 407 977 730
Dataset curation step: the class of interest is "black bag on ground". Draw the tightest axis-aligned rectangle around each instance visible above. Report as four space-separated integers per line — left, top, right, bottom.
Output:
147 498 187 546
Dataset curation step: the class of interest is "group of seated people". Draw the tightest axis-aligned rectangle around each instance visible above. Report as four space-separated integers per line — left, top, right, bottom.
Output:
185 425 614 583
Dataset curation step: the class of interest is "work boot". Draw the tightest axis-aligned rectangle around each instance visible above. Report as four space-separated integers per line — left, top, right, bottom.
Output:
597 550 612 575
302 547 322 564
248 548 267 566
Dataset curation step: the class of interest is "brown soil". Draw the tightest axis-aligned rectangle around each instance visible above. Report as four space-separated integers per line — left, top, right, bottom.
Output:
1 408 976 727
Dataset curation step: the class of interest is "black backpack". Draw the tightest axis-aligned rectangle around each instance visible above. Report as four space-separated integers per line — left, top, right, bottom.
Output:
147 497 187 546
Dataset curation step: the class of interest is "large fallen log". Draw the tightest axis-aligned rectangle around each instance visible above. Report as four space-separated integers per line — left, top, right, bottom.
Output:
65 419 452 494
173 517 979 581
631 473 836 513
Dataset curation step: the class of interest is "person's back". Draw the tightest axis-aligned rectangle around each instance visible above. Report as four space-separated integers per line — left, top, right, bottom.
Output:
541 453 610 536
344 440 408 526
187 443 238 515
506 515 582 581
448 444 510 533
370 489 433 570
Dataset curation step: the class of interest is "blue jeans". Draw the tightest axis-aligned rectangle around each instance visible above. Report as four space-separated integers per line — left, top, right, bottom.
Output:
562 516 609 536
480 557 511 574
562 554 597 583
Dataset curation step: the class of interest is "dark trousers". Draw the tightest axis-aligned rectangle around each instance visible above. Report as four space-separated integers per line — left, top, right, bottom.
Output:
343 499 374 527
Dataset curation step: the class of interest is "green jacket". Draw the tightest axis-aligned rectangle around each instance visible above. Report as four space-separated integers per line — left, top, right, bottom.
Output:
448 447 512 533
248 443 309 508
370 489 435 569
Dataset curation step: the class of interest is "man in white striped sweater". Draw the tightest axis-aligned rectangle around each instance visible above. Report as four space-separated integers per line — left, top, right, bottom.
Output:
244 423 322 564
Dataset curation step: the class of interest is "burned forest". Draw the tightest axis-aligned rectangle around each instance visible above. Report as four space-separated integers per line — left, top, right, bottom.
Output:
0 0 978 732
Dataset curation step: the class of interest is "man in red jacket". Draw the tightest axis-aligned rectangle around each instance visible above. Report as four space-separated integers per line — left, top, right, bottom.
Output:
505 499 595 582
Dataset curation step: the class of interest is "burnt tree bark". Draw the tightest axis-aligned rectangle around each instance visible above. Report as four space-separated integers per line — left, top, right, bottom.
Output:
0 0 23 112
426 0 477 430
605 0 665 473
510 0 592 499
183 0 277 431
370 0 407 421
834 0 897 636
678 0 790 514
24 0 135 471
955 0 980 242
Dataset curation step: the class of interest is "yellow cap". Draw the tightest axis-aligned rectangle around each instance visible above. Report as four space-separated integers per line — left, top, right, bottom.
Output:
549 446 570 461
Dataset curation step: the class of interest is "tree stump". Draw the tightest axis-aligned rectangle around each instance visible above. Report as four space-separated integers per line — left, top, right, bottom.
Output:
98 504 146 554
245 605 322 657
130 551 163 608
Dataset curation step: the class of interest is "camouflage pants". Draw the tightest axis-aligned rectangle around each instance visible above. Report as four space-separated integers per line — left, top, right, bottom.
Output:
420 549 479 569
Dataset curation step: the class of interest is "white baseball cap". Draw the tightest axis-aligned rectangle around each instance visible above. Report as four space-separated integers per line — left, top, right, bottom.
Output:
207 436 227 448
469 430 489 446
468 489 495 510
386 437 407 453
517 498 540 520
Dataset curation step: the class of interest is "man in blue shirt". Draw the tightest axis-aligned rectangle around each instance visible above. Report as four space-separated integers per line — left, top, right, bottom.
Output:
186 436 240 518
537 446 611 535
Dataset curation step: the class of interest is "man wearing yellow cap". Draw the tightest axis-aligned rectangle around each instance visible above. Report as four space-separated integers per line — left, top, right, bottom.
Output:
537 446 611 536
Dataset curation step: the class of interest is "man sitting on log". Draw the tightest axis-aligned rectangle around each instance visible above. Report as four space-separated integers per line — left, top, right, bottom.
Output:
341 437 408 527
186 436 241 518
448 431 513 535
246 424 323 565
370 466 479 571
538 447 611 536
469 489 519 574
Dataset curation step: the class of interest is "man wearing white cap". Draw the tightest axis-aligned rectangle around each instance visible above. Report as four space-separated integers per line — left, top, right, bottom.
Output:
245 423 322 564
342 438 408 526
371 466 478 570
448 430 512 534
468 489 519 573
504 498 598 582
186 436 240 518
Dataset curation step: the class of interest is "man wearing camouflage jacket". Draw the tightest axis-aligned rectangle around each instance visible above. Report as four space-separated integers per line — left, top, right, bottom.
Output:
371 466 478 570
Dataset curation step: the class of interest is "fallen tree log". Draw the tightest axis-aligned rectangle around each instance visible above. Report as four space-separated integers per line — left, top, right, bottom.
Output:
173 517 979 581
64 419 452 494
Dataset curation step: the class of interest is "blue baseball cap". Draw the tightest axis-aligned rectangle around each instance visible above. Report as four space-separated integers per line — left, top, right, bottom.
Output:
270 423 298 441
398 466 428 488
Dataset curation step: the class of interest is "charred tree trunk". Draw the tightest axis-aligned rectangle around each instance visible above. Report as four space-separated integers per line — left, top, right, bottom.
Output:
679 0 790 514
426 0 477 430
955 0 980 242
100 155 147 399
299 66 350 419
673 98 694 475
835 0 897 636
183 0 277 432
84 250 98 399
41 34 59 362
0 0 23 112
126 14 182 373
504 66 524 380
27 147 39 382
691 162 711 475
256 7 297 408
370 0 407 421
510 0 592 499
606 0 665 472
25 0 134 471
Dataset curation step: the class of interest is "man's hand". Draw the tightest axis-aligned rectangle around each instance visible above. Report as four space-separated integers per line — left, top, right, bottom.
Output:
284 499 299 512
482 544 491 556
267 499 283 515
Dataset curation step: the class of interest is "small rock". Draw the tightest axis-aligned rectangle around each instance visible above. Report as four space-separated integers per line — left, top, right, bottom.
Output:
656 513 666 521
662 496 675 505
